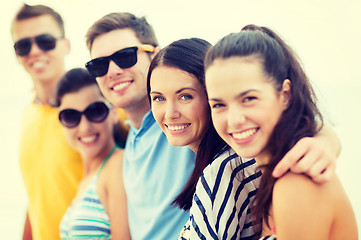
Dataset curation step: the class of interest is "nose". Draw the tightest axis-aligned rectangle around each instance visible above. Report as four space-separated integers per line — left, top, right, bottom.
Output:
228 104 246 128
28 41 43 56
164 101 181 120
77 115 93 132
107 60 124 78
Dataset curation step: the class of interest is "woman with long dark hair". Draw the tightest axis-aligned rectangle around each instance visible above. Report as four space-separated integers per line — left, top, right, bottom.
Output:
205 25 357 239
147 37 342 239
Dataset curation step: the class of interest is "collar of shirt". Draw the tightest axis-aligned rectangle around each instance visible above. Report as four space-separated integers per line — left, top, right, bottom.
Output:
125 110 155 137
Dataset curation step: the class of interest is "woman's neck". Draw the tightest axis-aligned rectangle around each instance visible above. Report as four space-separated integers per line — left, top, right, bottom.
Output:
187 139 202 154
254 150 271 172
81 142 116 175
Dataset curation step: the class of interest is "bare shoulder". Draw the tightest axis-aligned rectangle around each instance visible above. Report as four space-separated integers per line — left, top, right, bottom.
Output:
107 148 124 167
273 172 358 240
274 171 343 201
274 172 319 192
273 172 336 220
99 148 124 187
104 148 124 171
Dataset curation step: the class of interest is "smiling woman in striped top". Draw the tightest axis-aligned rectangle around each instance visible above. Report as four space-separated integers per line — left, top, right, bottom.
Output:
56 68 130 240
146 38 342 239
205 25 357 239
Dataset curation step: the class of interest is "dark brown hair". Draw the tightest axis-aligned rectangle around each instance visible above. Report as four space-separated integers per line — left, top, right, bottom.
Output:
85 12 158 51
147 38 228 210
11 4 65 37
205 24 323 232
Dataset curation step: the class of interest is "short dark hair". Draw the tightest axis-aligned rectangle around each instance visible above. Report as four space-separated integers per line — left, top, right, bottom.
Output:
55 68 97 106
147 38 228 210
85 12 158 51
11 4 65 37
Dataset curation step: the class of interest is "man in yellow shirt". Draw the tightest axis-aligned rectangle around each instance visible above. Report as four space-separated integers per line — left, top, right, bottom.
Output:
11 4 82 240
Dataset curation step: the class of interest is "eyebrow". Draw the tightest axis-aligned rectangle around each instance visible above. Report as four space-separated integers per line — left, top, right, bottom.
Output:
209 89 259 101
176 87 199 94
150 87 199 95
149 91 162 95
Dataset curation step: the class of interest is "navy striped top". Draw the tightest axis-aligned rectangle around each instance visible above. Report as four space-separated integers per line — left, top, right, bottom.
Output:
179 146 262 240
260 235 277 240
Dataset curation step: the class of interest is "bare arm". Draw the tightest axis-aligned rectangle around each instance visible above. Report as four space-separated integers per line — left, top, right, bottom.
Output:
104 149 131 240
22 211 32 240
273 124 341 183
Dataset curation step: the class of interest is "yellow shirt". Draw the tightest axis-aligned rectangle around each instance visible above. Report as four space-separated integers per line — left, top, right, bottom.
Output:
19 102 83 240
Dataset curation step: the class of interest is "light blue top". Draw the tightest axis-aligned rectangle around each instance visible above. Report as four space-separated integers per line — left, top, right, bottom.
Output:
123 111 196 240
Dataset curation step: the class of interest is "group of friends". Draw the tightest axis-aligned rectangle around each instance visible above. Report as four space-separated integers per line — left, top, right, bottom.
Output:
10 3 358 240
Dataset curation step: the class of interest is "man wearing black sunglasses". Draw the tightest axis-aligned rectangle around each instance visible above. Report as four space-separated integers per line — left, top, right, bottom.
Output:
85 13 197 240
10 4 83 240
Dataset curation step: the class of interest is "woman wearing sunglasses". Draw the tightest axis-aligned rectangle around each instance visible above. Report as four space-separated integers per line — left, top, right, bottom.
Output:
205 25 357 239
56 68 130 240
147 38 343 239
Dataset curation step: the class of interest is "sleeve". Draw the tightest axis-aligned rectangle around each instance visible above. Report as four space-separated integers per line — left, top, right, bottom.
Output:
188 150 248 240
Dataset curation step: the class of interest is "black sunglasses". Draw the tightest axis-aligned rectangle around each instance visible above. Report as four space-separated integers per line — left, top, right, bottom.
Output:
14 34 63 57
58 101 111 128
85 44 155 77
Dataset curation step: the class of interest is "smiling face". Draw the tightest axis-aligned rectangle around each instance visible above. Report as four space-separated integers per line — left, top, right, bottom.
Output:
12 15 70 84
206 57 290 161
90 28 153 111
150 66 210 152
58 85 116 160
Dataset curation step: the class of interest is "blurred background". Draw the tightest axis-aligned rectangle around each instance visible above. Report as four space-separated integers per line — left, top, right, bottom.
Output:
1 0 360 238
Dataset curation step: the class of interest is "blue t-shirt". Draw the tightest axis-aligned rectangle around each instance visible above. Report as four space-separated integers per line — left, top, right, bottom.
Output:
123 111 196 240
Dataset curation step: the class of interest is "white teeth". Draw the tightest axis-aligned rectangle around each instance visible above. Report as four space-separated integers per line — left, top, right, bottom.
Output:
81 135 97 143
113 82 131 91
167 124 188 131
33 61 46 69
232 129 257 139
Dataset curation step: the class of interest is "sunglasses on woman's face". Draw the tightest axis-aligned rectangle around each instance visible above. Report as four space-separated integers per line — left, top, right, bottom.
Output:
58 101 111 128
85 44 155 77
14 34 63 57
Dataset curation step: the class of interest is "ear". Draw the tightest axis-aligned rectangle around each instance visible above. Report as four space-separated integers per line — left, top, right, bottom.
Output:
62 38 71 55
150 46 161 60
281 79 292 108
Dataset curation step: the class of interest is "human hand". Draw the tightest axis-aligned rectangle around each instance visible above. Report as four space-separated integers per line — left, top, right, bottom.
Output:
272 137 336 183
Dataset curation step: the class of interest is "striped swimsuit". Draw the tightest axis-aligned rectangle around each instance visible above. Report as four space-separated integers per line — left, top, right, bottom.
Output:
60 147 116 239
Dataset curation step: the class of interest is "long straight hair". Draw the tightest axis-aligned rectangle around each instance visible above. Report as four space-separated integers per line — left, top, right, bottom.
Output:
147 38 228 210
205 25 323 231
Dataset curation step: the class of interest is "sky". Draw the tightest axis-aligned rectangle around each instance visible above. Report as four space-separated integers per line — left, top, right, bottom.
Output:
1 0 360 238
